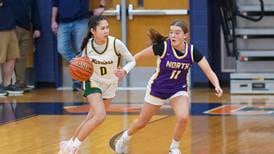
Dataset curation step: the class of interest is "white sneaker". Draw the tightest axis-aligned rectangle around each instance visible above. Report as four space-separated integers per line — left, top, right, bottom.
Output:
68 145 79 154
58 141 69 154
115 137 128 154
169 147 181 154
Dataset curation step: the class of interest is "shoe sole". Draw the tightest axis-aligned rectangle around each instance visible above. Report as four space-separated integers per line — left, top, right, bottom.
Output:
0 93 7 96
7 91 24 94
23 87 33 92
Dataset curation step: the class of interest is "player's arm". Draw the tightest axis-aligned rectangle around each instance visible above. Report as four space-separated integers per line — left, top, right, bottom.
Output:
135 41 164 63
115 39 136 74
134 46 154 64
197 57 223 97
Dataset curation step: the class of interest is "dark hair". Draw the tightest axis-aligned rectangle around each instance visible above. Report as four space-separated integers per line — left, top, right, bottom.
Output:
81 15 107 51
147 28 168 44
147 19 189 44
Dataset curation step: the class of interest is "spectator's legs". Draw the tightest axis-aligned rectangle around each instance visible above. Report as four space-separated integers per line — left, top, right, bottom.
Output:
72 18 88 55
57 22 75 62
0 30 23 94
2 59 15 86
71 19 88 91
0 30 19 86
15 26 32 88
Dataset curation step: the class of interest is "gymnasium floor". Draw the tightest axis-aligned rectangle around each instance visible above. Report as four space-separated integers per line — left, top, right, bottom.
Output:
1 88 274 154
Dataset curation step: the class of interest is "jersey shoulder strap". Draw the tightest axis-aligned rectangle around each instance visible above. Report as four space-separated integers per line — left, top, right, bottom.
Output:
113 38 121 57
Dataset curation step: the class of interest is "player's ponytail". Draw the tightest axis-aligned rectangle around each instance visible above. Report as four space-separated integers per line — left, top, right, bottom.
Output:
81 32 92 51
147 28 167 44
81 15 107 51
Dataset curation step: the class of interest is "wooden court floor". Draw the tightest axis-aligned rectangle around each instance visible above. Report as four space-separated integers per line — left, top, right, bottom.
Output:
1 88 274 154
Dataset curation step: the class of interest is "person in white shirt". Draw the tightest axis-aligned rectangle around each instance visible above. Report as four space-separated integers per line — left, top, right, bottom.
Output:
58 15 136 154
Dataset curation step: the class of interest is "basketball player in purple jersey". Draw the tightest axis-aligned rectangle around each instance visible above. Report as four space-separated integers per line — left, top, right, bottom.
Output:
115 19 223 154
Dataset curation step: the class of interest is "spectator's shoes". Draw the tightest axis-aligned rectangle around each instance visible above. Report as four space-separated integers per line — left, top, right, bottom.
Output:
4 84 24 95
0 84 7 96
15 81 33 92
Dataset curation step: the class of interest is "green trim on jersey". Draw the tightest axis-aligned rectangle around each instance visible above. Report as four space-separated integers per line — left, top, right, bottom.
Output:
83 80 102 97
113 38 122 67
113 38 121 56
113 38 122 68
91 37 109 54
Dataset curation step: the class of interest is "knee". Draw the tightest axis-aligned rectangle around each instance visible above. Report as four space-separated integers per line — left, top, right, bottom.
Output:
176 114 189 125
94 112 106 125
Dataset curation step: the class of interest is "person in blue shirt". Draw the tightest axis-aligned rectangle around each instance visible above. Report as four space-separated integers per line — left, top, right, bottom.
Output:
51 0 106 91
12 0 41 92
0 0 24 95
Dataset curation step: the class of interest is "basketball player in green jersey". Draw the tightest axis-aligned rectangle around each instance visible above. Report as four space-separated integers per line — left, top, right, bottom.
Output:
58 15 136 154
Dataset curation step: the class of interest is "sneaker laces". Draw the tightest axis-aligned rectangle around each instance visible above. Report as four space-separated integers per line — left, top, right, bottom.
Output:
69 145 79 154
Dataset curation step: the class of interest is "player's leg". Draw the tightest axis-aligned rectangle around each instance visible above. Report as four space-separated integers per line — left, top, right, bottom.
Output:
128 102 161 135
75 93 106 137
169 95 190 154
59 93 106 154
71 98 110 139
115 102 161 153
59 98 110 154
72 93 107 153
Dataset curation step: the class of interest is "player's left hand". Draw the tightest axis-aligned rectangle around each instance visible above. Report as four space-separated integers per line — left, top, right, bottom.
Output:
115 67 126 81
215 86 223 97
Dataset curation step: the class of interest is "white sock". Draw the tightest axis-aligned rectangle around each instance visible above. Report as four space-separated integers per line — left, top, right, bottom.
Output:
122 130 131 141
73 138 82 148
170 139 180 149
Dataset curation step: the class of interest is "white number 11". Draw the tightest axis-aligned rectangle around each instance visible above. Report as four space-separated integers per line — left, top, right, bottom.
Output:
170 70 181 79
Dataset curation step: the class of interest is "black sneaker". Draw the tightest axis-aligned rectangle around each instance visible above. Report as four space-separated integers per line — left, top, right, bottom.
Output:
4 84 24 94
0 84 7 96
15 81 33 92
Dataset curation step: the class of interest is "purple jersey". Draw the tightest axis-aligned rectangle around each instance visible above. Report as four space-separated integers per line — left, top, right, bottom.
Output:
148 39 194 99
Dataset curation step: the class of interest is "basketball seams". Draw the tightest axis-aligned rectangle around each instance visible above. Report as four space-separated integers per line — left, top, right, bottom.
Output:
69 56 94 81
70 63 93 74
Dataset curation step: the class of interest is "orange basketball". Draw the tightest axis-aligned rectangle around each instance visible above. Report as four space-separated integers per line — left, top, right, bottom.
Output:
69 56 93 81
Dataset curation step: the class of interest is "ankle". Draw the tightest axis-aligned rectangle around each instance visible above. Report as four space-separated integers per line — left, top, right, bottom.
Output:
122 130 131 141
73 138 82 148
170 139 180 149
